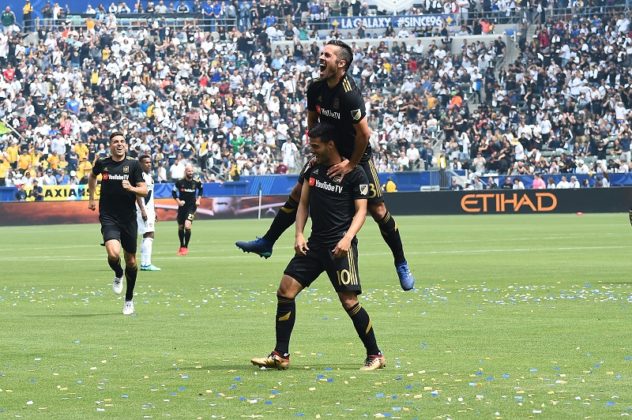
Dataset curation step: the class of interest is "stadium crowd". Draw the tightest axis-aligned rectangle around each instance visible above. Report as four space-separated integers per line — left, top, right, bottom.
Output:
0 0 630 191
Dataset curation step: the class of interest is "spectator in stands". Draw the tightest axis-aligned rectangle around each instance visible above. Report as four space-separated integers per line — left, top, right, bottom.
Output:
531 173 546 189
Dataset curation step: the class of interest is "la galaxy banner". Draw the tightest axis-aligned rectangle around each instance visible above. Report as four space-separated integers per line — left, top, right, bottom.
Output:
330 14 458 30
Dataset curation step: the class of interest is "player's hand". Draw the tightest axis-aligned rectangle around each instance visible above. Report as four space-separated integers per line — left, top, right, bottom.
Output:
327 159 353 178
332 237 351 258
141 211 148 221
121 180 132 191
178 199 185 207
88 199 96 211
195 198 201 206
294 234 309 256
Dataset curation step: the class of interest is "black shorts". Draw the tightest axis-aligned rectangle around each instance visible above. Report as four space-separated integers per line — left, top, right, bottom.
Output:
177 206 197 225
359 159 384 205
100 214 138 254
284 242 362 294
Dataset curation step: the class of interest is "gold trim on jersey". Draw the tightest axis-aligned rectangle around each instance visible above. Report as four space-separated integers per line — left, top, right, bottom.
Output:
349 303 362 316
342 77 353 93
365 319 373 334
368 161 383 197
347 248 359 286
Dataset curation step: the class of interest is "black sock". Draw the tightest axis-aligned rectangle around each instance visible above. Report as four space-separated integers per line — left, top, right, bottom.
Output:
346 303 380 356
108 256 124 278
263 198 298 244
178 228 185 247
378 211 406 265
124 264 138 301
184 229 191 247
274 294 296 356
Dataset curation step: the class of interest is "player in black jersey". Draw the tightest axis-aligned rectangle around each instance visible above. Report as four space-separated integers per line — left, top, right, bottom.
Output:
88 132 147 315
237 39 415 291
251 123 386 371
172 163 203 255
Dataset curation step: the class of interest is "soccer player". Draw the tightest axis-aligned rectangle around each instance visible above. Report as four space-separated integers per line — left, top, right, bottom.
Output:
136 155 160 271
88 132 147 315
172 163 202 255
251 123 386 371
236 39 415 291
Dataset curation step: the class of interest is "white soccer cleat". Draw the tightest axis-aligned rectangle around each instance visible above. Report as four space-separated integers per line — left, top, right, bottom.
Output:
112 276 123 295
123 300 135 315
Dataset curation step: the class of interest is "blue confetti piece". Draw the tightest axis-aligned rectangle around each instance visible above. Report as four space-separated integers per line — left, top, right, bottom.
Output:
295 413 305 417
265 400 272 405
327 378 333 383
515 396 523 402
382 413 392 418
170 392 177 396
324 367 333 371
594 363 602 369
234 377 241 382
271 390 280 395
317 374 325 380
229 384 237 390
391 395 398 400
624 356 632 361
529 368 538 373
469 382 477 387
178 386 186 392
181 374 189 379
121 394 128 399
475 370 483 376
239 397 246 401
392 407 402 412
431 391 439 397
376 392 385 398
486 376 494 382
607 401 615 407
419 342 428 349
553 366 561 371
405 385 413 390
502 373 510 379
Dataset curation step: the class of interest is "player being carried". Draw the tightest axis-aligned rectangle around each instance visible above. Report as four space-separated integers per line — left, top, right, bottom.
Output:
236 40 415 291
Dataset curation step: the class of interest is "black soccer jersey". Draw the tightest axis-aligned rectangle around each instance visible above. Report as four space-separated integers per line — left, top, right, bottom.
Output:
306 74 372 162
304 163 369 247
172 178 203 207
92 156 144 220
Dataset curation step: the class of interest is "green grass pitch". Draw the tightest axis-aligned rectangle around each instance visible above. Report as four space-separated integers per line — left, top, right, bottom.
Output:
0 214 631 418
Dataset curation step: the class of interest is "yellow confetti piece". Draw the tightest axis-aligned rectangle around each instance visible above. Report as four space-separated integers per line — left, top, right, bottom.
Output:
407 373 414 377
423 387 433 391
414 394 422 399
309 387 316 391
607 371 614 375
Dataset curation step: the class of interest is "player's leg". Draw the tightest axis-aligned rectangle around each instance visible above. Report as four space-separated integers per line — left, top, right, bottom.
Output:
141 232 160 270
327 244 385 371
101 219 124 294
236 180 303 259
181 213 194 255
121 224 139 315
177 209 186 255
252 250 321 370
361 160 415 291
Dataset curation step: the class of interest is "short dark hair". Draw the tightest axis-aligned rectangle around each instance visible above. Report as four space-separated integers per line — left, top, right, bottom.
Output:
308 123 336 143
326 39 353 71
109 131 126 141
138 154 151 162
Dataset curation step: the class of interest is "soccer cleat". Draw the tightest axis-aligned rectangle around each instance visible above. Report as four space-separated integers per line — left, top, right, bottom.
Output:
251 351 290 370
180 247 189 256
141 264 161 271
123 300 135 315
177 247 186 255
396 261 415 291
235 237 273 259
360 353 386 371
112 276 123 295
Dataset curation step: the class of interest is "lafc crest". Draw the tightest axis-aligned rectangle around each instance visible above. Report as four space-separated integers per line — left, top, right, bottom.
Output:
359 184 369 195
351 109 361 122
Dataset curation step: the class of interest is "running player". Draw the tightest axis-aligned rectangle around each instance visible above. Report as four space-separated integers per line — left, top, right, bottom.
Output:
251 122 386 371
172 163 203 255
88 132 147 315
237 39 415 291
136 155 161 271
